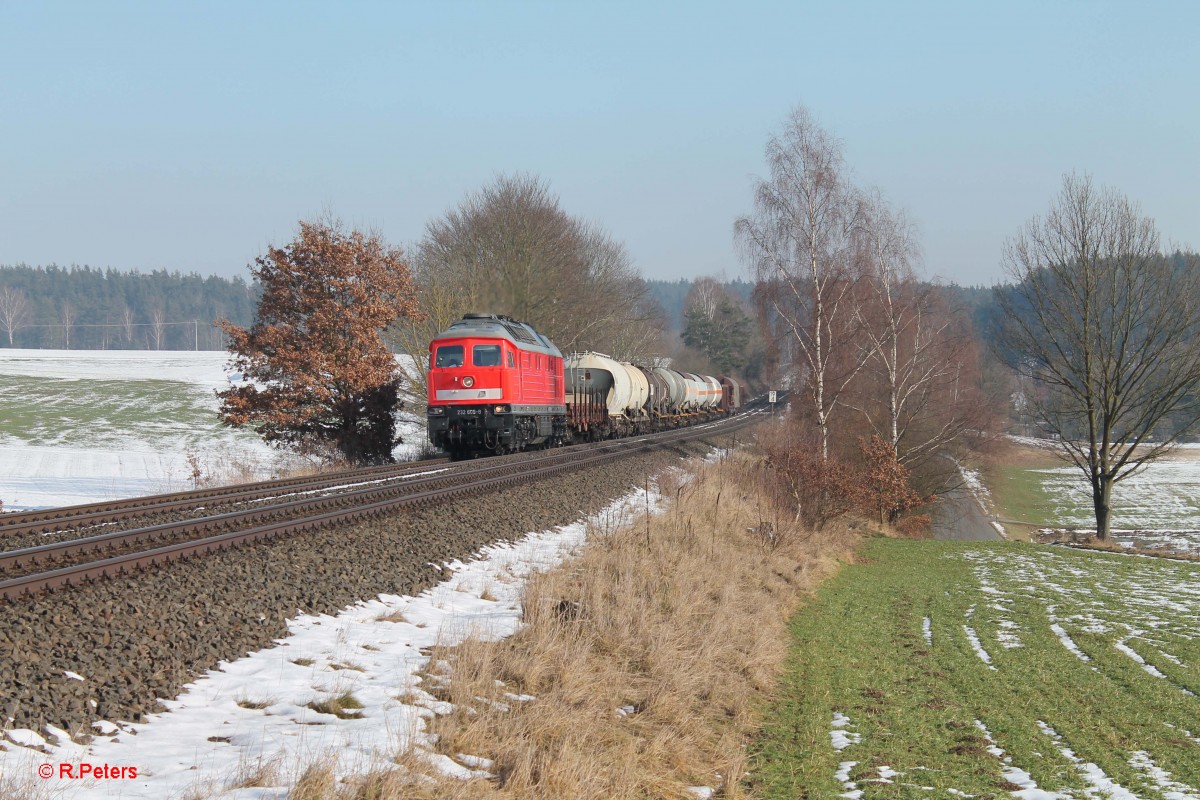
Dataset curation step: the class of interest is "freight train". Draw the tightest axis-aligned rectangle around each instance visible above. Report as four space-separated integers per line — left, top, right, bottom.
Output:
426 313 745 458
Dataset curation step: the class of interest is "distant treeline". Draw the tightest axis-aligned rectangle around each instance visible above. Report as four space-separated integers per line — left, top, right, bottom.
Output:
646 277 754 331
0 265 258 350
0 267 746 351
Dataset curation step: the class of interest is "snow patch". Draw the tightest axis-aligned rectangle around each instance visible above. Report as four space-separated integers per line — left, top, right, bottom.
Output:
831 712 862 750
0 484 671 798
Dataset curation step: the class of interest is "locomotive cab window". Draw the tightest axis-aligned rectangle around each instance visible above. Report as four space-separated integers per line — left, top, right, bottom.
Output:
435 345 464 368
507 351 515 368
473 344 502 367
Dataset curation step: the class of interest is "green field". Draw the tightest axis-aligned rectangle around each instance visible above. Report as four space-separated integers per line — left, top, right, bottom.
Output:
987 452 1200 555
990 460 1061 527
0 375 222 449
752 538 1200 798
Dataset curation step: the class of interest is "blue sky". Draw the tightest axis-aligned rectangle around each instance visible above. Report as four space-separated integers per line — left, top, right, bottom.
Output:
1 1 1196 285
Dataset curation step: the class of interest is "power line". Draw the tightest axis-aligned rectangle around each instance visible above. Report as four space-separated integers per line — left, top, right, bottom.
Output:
14 320 215 329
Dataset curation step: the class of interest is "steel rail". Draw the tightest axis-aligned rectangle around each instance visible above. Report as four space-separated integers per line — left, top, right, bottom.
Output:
0 412 763 601
0 440 629 572
0 457 452 536
0 416 757 575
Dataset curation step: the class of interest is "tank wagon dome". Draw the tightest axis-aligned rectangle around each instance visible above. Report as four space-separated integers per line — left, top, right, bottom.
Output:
565 352 650 418
432 313 562 357
652 367 689 411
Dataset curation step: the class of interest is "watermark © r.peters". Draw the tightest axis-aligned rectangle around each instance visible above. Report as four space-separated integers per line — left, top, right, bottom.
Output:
39 763 138 779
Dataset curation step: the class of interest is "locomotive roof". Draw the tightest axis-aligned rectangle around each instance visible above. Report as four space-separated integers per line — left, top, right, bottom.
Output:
432 314 563 357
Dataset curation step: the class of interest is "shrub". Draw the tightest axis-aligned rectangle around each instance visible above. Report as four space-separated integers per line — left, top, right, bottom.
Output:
856 436 929 525
760 427 858 530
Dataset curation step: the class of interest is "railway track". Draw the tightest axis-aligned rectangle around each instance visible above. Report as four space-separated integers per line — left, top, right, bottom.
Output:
0 456 453 540
0 411 764 601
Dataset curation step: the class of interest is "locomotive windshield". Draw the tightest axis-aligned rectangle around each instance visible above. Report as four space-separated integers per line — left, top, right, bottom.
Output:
473 344 502 367
435 345 464 368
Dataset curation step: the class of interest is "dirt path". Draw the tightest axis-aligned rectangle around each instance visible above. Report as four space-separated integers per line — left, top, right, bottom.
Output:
931 484 1002 541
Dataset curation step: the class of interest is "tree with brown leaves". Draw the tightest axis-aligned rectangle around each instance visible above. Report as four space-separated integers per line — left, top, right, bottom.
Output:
218 219 422 465
857 435 929 525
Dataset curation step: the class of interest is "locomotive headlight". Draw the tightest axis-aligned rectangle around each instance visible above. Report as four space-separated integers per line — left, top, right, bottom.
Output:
494 404 510 414
427 406 445 416
462 376 475 388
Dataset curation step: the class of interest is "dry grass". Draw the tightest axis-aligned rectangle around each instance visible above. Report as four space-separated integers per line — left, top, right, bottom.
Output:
0 771 52 800
307 692 365 720
232 750 285 789
1037 532 1200 563
290 759 339 800
995 440 1064 469
185 445 329 491
329 449 857 799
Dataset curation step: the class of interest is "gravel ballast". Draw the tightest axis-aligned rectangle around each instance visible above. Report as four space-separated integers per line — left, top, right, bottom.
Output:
0 438 738 737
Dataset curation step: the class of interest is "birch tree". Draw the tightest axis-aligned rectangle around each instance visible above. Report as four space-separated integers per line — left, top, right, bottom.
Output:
996 173 1200 539
148 308 166 350
0 286 31 346
735 106 865 459
853 194 981 469
59 302 75 349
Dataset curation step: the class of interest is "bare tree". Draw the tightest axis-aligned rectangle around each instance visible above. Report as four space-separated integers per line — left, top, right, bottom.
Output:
148 308 166 350
996 173 1200 539
682 278 753 376
59 302 75 349
685 276 724 322
852 193 980 469
0 286 32 346
397 174 664 377
384 264 470 413
120 304 137 347
736 106 865 459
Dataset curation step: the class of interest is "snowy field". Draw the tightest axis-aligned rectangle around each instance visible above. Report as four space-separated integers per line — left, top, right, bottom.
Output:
0 350 422 512
1031 461 1200 553
0 483 666 800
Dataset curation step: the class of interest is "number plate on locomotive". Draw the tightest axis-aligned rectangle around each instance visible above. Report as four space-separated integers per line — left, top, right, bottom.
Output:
456 408 482 415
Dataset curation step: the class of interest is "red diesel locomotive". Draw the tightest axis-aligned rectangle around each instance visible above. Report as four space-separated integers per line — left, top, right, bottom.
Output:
426 313 568 457
426 313 747 458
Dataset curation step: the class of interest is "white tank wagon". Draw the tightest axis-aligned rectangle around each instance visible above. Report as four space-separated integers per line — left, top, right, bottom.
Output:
652 367 690 413
680 372 708 410
621 361 651 417
700 375 723 409
565 352 648 419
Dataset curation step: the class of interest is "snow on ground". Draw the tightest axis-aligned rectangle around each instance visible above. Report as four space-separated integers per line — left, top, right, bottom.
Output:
0 349 240 387
1004 435 1200 552
1033 461 1200 533
0 350 273 510
963 547 1200 696
955 459 993 513
0 350 423 512
0 483 671 799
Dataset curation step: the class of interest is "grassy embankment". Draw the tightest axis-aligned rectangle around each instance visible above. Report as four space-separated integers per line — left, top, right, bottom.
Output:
753 537 1200 798
286 447 860 800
